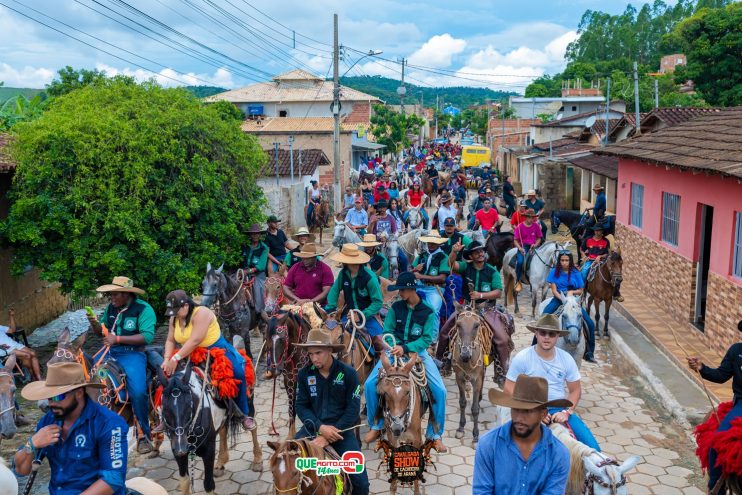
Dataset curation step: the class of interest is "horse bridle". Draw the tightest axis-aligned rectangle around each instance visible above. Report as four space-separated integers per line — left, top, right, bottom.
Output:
453 309 484 359
582 458 627 495
597 256 622 287
380 372 414 434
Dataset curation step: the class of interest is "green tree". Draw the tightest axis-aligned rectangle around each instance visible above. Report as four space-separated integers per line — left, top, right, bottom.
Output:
45 66 130 98
0 94 46 131
672 2 742 106
369 104 425 156
524 83 550 98
1 78 267 314
210 100 245 121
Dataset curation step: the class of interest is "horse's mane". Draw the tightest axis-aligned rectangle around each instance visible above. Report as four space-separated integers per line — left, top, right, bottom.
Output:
550 423 595 495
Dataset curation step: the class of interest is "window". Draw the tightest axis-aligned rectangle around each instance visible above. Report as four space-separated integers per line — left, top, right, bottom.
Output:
571 106 577 111
734 213 742 278
630 183 644 228
661 192 681 246
279 110 288 117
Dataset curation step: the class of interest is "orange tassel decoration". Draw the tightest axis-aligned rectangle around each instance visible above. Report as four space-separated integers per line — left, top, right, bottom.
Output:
173 346 251 400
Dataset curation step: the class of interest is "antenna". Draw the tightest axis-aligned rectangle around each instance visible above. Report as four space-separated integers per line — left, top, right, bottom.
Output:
584 116 597 128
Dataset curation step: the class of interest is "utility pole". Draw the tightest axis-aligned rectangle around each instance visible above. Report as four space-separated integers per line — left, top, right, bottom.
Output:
273 142 281 187
654 78 659 109
398 58 406 115
434 94 439 138
486 98 491 150
288 135 295 181
603 77 611 147
419 91 424 147
633 61 642 135
332 13 341 211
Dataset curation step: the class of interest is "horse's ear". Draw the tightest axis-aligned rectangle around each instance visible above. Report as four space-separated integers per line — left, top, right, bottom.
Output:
380 351 392 372
182 361 193 385
71 331 87 351
217 263 224 273
402 354 417 374
313 302 327 321
2 353 16 372
58 327 71 346
618 455 641 475
157 366 169 388
207 262 212 272
267 440 280 452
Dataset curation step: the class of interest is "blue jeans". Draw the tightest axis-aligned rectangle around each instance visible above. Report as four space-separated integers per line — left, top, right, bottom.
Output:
296 427 369 495
271 253 286 273
365 350 446 440
548 407 601 451
208 335 252 416
363 192 374 205
581 260 595 283
542 298 596 358
109 347 150 438
402 209 429 229
441 275 462 321
396 249 409 273
515 245 532 281
709 399 742 489
341 315 383 337
416 284 443 321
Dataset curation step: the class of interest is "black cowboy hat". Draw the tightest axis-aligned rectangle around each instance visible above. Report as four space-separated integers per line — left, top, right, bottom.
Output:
589 223 607 232
375 200 389 209
388 272 417 291
463 241 486 259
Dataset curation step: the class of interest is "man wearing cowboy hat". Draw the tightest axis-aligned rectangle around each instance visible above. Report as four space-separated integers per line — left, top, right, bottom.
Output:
284 227 316 269
293 329 369 495
357 234 389 279
505 314 600 450
412 231 450 319
363 272 448 453
435 192 458 231
15 362 128 495
369 200 409 272
283 243 334 305
473 374 570 494
590 183 607 221
243 223 269 313
580 221 611 283
524 189 547 239
325 244 385 351
88 276 156 454
513 208 544 293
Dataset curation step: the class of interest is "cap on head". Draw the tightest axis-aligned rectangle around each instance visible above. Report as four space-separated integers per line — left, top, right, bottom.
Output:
444 217 456 227
164 289 189 317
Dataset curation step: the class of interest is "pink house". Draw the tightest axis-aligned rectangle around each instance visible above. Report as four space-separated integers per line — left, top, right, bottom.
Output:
597 107 742 354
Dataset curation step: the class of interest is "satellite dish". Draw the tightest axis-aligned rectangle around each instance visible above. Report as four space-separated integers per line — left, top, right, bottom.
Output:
584 116 597 128
555 113 563 121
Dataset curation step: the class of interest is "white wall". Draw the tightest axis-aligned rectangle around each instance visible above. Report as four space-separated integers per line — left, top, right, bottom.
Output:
239 101 363 119
258 180 310 232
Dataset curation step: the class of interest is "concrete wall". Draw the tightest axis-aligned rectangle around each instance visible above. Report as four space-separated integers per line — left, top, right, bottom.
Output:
238 100 366 119
531 125 584 144
537 161 569 213
258 181 311 233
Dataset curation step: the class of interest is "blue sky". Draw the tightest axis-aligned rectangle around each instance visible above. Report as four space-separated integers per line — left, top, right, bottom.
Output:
0 0 647 92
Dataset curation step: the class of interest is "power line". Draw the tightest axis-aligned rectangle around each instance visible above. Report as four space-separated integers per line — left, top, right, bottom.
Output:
235 0 333 50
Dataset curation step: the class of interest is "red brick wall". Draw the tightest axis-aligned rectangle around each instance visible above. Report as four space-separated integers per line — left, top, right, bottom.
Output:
705 272 742 355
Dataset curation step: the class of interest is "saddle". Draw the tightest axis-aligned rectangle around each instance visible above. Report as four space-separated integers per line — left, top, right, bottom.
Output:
508 250 534 282
343 322 374 360
585 259 602 283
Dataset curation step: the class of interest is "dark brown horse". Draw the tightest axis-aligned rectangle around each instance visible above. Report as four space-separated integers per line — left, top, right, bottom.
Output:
485 231 514 270
585 251 623 339
266 310 310 437
309 196 331 245
448 306 485 443
267 438 351 495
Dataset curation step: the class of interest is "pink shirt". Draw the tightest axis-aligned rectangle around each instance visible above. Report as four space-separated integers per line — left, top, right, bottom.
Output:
284 260 335 303
514 222 543 246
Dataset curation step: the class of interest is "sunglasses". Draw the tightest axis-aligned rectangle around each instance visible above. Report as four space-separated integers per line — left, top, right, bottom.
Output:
49 392 67 402
537 330 559 338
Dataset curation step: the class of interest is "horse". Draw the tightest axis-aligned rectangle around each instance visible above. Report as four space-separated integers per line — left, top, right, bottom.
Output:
309 196 332 245
539 294 586 369
0 457 17 495
421 173 434 207
501 242 566 316
448 306 486 443
405 206 425 230
264 275 286 316
397 228 426 262
158 362 262 495
382 233 401 279
266 310 310 437
201 263 257 356
0 355 17 441
268 439 351 495
585 251 623 339
551 210 588 262
485 231 514 270
333 220 362 248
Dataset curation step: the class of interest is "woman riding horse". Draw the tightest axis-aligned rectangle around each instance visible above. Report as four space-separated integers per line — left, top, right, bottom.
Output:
161 289 256 431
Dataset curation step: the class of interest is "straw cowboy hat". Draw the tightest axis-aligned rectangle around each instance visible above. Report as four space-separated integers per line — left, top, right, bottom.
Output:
96 276 145 295
293 243 320 259
356 233 382 248
419 230 448 245
292 227 316 243
592 184 605 191
22 362 105 401
295 328 345 352
488 374 573 409
524 208 538 218
246 223 266 234
525 313 570 337
526 189 537 196
330 243 371 265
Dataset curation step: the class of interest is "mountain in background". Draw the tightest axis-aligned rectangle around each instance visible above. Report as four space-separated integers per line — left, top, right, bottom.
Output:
340 76 517 109
0 87 43 104
184 86 227 98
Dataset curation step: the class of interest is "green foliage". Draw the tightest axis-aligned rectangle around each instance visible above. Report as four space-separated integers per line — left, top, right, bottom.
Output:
536 113 555 124
671 2 742 106
0 86 43 106
1 79 267 315
456 108 489 139
0 94 46 131
210 100 245 121
184 86 228 98
340 76 516 110
369 104 425 155
524 83 550 98
45 66 124 98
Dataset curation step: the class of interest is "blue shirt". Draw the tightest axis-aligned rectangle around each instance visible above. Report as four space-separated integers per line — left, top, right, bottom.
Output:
473 422 569 495
35 399 128 495
547 267 584 293
594 192 606 216
344 208 368 227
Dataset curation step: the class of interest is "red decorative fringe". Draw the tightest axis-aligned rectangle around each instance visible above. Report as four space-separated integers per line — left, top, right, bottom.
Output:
175 346 256 400
694 401 742 476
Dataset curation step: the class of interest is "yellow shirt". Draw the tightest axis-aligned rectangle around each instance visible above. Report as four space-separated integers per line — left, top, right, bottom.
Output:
173 306 221 347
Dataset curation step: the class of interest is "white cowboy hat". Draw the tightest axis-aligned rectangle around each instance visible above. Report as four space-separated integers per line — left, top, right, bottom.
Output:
330 244 371 265
292 227 316 242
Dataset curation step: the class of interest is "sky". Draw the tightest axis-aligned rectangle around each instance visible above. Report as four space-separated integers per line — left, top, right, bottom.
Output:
0 0 647 93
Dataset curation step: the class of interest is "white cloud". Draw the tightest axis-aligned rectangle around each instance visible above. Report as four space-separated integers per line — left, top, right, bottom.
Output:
0 63 55 87
95 64 236 88
408 34 467 68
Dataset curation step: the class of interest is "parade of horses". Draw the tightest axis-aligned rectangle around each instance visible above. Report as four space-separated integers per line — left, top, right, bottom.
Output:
1 127 740 495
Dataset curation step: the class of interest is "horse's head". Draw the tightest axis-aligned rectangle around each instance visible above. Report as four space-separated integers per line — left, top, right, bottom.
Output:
158 364 196 457
268 440 306 493
48 326 86 365
550 211 561 233
560 294 583 346
584 454 641 495
264 276 284 315
407 207 422 229
201 262 226 307
606 251 623 288
267 312 292 375
454 307 481 364
378 352 417 438
333 220 346 248
0 355 17 439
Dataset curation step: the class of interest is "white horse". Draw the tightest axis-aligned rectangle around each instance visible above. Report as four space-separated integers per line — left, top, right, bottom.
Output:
0 457 16 495
349 168 360 188
381 232 401 279
332 220 361 248
461 229 485 246
397 227 426 262
405 206 425 230
502 241 568 316
539 294 586 369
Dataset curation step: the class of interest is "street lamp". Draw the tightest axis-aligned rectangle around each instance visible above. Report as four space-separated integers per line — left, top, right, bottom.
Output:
341 49 383 77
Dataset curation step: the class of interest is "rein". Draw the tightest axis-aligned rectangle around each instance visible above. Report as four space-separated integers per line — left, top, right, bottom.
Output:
162 352 212 451
582 458 626 495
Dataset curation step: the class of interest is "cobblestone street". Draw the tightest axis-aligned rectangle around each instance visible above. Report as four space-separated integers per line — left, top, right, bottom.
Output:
129 290 708 494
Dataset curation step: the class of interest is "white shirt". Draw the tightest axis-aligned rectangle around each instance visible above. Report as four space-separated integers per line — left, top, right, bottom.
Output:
437 204 458 227
0 325 24 351
506 346 580 401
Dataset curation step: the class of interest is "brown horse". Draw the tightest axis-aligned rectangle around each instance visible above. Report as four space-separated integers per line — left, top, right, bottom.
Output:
267 438 351 495
449 306 486 443
421 173 434 207
585 251 623 339
0 354 17 441
485 231 514 271
309 196 332 245
266 310 310 437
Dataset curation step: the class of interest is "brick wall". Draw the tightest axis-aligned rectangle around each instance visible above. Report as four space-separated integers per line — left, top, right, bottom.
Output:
704 272 742 355
537 161 568 213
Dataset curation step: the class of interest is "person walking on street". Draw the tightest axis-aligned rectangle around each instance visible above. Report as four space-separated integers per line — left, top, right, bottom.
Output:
345 198 369 237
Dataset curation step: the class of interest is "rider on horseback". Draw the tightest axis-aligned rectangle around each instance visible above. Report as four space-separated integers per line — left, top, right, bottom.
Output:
306 180 322 226
345 198 369 237
243 223 269 313
411 231 450 319
284 227 316 270
524 190 548 240
370 200 409 272
580 223 610 283
357 234 390 279
363 272 448 453
89 276 156 454
325 244 386 352
402 181 429 229
161 290 256 431
513 209 543 293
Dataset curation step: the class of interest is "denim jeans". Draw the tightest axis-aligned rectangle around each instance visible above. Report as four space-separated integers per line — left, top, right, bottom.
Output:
548 407 601 451
365 350 446 440
341 315 383 337
515 245 532 281
542 298 596 358
416 285 443 321
396 249 409 273
708 399 742 489
109 347 150 438
581 260 595 283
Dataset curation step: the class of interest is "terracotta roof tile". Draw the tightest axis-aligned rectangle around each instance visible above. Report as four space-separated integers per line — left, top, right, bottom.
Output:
568 153 619 179
260 149 330 177
0 133 16 173
640 107 721 131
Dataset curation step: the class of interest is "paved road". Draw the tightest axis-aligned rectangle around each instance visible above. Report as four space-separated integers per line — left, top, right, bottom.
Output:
129 289 707 494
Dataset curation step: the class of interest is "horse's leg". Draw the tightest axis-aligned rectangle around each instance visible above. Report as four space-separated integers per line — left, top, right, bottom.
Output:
176 455 191 495
455 373 467 439
214 427 228 477
593 297 602 340
202 440 217 494
587 295 597 338
603 298 612 339
472 370 484 444
250 426 263 471
391 479 398 495
512 277 520 314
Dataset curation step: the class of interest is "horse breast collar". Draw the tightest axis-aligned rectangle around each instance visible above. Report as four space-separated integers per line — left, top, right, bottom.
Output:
583 458 627 494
